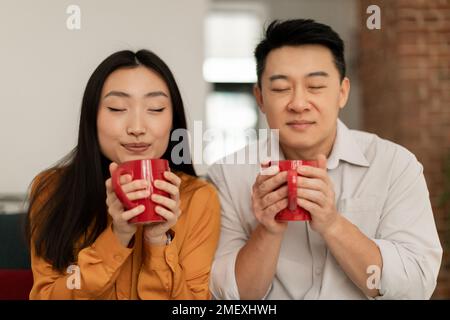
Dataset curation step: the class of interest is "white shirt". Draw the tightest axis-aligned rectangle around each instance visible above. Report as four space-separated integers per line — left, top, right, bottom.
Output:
207 119 442 300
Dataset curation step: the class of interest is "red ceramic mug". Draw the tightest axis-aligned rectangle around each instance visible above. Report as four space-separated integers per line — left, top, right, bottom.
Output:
112 159 170 224
269 160 318 221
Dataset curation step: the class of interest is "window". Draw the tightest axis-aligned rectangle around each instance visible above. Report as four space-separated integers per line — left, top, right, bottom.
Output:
203 3 267 164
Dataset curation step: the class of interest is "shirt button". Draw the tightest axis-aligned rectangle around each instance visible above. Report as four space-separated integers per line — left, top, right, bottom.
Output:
114 254 123 262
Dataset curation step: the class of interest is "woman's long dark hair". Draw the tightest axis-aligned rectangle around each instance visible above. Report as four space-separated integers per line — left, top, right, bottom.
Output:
25 50 196 271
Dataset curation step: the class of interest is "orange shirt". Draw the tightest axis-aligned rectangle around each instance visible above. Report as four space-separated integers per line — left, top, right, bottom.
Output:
29 171 221 300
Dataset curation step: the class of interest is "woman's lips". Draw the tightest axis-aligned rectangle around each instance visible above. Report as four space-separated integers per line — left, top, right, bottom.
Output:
122 143 150 153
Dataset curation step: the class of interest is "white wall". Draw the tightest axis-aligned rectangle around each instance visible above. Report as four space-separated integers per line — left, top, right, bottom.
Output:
0 0 208 194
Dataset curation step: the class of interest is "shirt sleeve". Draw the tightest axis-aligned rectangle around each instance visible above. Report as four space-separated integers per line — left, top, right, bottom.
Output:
207 164 249 300
370 154 442 299
30 224 133 300
137 183 221 300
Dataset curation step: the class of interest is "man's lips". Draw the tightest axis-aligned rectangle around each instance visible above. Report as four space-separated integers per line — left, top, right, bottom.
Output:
122 143 151 152
286 120 316 130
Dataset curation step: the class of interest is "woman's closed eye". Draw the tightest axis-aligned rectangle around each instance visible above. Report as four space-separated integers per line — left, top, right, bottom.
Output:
107 107 126 112
148 107 166 113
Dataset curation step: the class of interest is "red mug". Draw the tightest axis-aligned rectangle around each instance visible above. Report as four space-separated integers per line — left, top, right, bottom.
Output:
112 159 170 224
269 160 318 221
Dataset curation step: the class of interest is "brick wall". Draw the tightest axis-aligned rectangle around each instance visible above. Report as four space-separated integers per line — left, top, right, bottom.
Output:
358 0 450 298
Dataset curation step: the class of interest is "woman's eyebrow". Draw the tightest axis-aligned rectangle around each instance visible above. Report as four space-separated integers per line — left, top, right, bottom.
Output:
104 90 131 99
144 91 168 98
103 90 168 99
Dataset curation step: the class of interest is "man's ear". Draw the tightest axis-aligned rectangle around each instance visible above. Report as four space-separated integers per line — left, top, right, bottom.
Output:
339 77 350 109
253 84 265 114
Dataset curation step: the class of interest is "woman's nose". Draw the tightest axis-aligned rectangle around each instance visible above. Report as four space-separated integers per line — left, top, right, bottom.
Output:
126 113 146 136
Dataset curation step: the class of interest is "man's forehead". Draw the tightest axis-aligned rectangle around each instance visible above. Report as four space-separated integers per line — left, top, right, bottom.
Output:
264 46 337 78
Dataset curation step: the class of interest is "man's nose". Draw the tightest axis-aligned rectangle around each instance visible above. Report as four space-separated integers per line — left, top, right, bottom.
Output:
287 88 310 112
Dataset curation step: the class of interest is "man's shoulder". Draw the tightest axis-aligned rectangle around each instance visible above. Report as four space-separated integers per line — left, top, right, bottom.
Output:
349 128 420 167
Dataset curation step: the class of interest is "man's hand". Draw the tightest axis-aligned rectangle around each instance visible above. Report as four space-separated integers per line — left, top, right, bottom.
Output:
251 164 289 235
296 154 339 236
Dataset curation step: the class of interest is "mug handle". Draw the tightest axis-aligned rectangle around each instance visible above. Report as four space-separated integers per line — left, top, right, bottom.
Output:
287 169 298 211
112 166 136 209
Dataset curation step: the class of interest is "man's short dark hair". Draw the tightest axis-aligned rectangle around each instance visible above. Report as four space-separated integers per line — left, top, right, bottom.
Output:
254 19 346 87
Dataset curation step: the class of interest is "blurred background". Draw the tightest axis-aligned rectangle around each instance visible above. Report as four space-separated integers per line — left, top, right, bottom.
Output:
0 0 448 299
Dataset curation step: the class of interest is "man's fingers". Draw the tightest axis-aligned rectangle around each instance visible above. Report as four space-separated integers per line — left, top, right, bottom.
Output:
258 171 288 196
255 165 280 186
297 176 327 192
317 154 327 170
261 185 288 209
264 198 289 218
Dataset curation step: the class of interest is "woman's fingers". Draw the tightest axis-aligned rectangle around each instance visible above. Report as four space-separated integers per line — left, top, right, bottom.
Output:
126 189 151 201
109 162 118 177
154 205 177 224
154 179 178 198
121 179 148 193
151 193 177 211
163 171 181 187
121 205 146 221
105 174 132 194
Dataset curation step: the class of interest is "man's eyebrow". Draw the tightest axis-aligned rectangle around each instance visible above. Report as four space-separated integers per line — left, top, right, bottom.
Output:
306 71 329 78
268 71 329 82
269 74 289 82
103 90 169 99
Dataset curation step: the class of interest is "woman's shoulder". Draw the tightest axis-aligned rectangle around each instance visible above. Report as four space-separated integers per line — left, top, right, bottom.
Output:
31 167 65 192
177 171 218 198
176 172 220 223
29 167 67 212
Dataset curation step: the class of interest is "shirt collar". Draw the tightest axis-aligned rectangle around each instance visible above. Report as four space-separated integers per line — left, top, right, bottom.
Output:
271 119 370 169
327 119 370 170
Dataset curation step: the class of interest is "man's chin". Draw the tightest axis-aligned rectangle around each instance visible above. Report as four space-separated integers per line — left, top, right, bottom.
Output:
278 140 317 157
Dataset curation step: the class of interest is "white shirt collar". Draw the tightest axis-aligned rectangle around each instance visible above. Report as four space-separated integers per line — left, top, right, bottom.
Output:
327 119 370 169
270 119 370 169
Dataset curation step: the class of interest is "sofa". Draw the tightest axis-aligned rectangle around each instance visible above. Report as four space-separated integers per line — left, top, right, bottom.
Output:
0 213 33 300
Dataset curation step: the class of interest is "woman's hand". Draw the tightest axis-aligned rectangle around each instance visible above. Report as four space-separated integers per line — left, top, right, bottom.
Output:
105 162 149 247
143 171 182 245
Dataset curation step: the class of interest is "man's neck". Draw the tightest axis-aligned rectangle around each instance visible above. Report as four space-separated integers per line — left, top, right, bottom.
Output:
280 129 337 161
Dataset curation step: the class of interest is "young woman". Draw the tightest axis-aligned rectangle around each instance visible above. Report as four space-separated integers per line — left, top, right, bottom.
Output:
26 50 220 299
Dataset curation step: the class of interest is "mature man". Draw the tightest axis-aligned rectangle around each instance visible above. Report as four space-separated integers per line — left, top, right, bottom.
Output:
207 19 442 299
